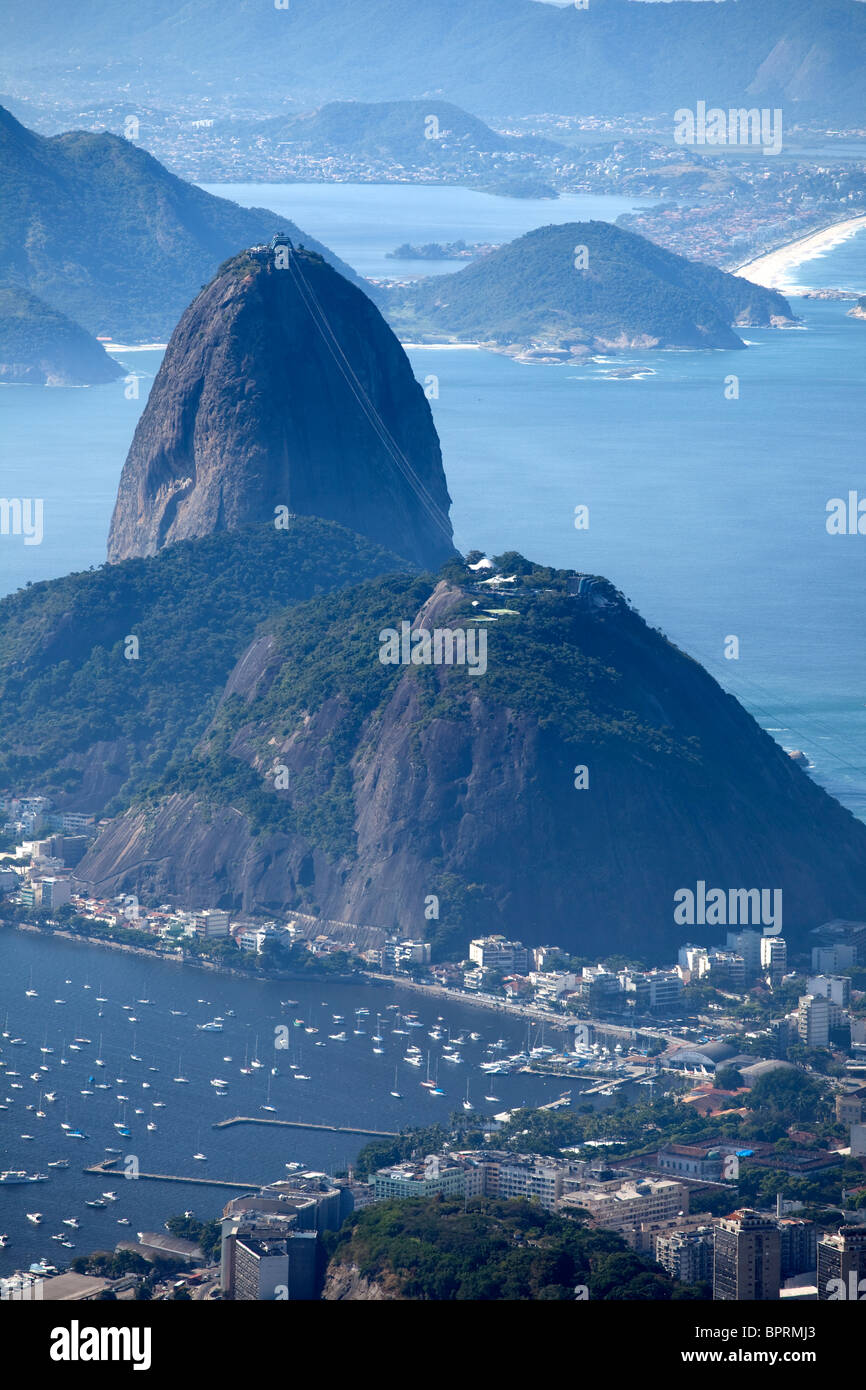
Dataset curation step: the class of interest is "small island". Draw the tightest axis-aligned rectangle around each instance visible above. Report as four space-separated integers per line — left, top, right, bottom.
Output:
386 240 499 262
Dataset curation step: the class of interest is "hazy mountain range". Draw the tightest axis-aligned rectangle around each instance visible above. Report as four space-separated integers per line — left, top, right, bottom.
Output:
3 0 863 120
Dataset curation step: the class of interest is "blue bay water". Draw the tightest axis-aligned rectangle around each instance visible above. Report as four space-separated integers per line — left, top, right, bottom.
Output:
199 181 656 279
0 929 588 1275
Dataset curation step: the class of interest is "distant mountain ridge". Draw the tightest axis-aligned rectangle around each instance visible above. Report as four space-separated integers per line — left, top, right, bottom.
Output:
2 0 863 120
0 104 361 340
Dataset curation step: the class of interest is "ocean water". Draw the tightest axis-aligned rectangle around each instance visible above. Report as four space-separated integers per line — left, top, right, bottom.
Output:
0 930 589 1275
0 184 863 825
199 181 656 279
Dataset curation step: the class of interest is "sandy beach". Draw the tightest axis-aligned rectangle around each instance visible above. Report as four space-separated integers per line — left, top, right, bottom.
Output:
735 215 866 293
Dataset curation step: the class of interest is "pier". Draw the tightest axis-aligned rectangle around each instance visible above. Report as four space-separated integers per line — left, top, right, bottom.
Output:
212 1116 398 1137
84 1159 260 1191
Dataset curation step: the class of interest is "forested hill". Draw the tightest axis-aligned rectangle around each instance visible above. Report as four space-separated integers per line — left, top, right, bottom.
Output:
386 221 796 354
321 1197 702 1301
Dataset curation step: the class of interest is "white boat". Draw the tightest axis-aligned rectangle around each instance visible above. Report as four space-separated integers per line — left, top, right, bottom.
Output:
293 1074 310 1081
209 1078 229 1088
26 1213 42 1224
102 1191 118 1201
62 1218 80 1228
328 1032 346 1041
193 1152 207 1161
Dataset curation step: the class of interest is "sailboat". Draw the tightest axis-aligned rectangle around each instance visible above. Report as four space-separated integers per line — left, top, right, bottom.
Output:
462 1080 473 1112
420 1051 435 1089
250 1036 263 1068
390 1065 402 1099
173 1056 189 1083
25 969 38 998
260 1074 276 1113
193 1129 207 1161
239 1045 251 1076
95 1034 105 1067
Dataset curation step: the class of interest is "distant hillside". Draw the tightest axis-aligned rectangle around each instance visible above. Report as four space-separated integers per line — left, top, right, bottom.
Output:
258 99 561 161
0 285 123 385
0 104 361 340
386 221 797 355
3 0 863 121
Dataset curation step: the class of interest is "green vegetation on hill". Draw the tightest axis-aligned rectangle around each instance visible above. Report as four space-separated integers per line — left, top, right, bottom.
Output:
0 104 361 338
324 1196 697 1300
387 221 794 350
156 553 697 863
0 518 409 810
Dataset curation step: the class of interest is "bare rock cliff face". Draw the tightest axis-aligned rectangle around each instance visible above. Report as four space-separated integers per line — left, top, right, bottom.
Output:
107 249 455 570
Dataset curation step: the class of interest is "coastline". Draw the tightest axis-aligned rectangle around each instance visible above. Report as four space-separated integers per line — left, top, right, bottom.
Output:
734 214 866 293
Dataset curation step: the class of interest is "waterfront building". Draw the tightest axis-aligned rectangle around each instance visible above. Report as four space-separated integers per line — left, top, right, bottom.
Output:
193 908 231 939
468 936 529 974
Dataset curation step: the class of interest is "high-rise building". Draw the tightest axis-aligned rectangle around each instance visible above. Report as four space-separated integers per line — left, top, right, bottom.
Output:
233 1232 317 1301
778 1218 817 1279
798 994 830 1048
727 930 763 979
761 936 787 985
806 973 851 1009
817 1226 866 1301
713 1210 781 1301
656 1227 714 1285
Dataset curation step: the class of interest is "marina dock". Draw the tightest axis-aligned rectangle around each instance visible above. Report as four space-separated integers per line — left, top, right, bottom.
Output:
84 1159 260 1191
212 1116 398 1137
